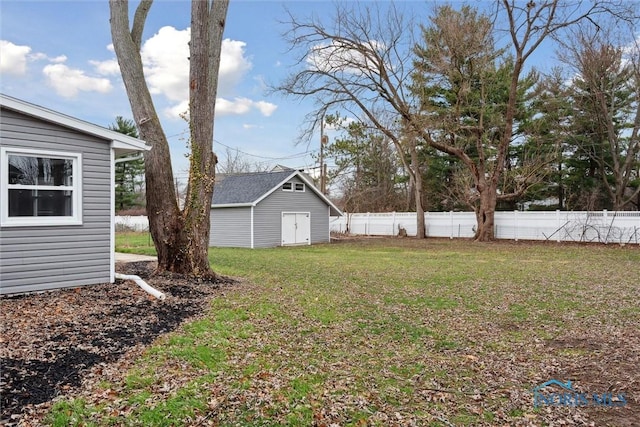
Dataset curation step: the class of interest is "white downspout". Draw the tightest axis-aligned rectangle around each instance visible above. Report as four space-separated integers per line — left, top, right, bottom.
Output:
112 151 163 300
115 273 166 300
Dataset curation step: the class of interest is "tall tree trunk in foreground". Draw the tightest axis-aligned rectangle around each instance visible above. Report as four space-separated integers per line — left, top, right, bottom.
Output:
110 0 229 277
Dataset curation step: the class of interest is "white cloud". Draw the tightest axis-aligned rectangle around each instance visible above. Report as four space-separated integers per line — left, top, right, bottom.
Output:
216 97 277 117
254 100 277 116
214 97 251 115
50 55 67 63
165 100 190 120
0 40 31 75
43 63 112 98
166 97 277 119
26 52 66 63
142 26 191 101
219 39 253 94
90 58 120 76
140 26 257 117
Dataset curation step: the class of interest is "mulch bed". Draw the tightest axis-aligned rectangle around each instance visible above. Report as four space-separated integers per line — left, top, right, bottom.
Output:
0 261 233 426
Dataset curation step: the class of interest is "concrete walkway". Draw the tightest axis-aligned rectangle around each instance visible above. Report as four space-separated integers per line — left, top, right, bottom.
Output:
115 252 157 263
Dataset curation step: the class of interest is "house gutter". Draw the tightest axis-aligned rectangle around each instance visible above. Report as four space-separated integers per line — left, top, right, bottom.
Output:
115 273 166 300
115 153 144 164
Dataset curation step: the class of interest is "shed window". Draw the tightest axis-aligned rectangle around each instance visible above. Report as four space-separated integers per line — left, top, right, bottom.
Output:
282 181 305 192
1 148 82 226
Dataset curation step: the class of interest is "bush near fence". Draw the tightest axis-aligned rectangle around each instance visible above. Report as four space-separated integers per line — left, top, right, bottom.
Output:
330 211 640 245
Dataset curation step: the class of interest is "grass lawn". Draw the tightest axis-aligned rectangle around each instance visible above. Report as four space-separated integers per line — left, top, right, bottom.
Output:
49 234 639 426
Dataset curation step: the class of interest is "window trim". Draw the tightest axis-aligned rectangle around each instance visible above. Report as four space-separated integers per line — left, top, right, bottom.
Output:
282 182 293 192
282 181 305 192
1 147 83 227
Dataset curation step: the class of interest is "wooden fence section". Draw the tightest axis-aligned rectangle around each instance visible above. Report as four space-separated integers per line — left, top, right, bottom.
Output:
329 211 640 244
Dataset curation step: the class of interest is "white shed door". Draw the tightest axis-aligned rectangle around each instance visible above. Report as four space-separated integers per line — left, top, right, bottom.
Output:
282 212 310 246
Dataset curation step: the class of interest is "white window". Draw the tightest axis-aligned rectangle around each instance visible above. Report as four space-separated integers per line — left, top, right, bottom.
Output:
282 181 305 192
1 147 82 226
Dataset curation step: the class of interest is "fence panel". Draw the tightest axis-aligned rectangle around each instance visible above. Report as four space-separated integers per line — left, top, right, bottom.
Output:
330 211 640 244
115 215 149 232
118 212 640 244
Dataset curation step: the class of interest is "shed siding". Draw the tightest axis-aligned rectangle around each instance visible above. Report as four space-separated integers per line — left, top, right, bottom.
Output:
209 207 252 247
253 176 329 248
0 108 112 294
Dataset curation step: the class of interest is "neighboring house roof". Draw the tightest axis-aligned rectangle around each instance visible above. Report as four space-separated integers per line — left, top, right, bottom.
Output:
212 170 343 216
0 94 149 155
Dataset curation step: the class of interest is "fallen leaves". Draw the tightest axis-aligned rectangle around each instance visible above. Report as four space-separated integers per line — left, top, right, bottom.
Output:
2 239 639 426
0 261 229 426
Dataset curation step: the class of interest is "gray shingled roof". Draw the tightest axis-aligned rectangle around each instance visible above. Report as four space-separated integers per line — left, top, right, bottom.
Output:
212 170 294 205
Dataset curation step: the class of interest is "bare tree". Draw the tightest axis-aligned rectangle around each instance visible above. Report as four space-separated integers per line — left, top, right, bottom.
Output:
277 1 630 241
216 147 270 174
275 2 428 237
110 0 229 277
323 116 405 212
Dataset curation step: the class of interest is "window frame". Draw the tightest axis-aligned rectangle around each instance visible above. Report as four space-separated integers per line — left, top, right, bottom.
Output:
282 182 293 191
282 181 305 192
1 147 83 227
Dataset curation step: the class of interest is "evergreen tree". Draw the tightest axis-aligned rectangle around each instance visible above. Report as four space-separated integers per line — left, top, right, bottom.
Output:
110 116 145 212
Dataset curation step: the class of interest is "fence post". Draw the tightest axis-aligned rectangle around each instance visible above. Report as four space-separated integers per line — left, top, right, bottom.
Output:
366 212 370 236
450 211 454 239
392 211 396 236
514 210 518 242
556 210 561 243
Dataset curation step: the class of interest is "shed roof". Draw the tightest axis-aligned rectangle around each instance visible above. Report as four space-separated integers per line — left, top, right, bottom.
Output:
0 94 149 156
212 170 342 216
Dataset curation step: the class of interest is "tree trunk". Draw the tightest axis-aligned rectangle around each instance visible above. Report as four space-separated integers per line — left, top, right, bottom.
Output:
411 144 426 238
110 0 228 278
474 182 497 241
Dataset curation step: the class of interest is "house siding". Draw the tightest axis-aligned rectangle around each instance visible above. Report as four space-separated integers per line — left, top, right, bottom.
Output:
209 206 252 247
253 176 330 248
0 107 112 294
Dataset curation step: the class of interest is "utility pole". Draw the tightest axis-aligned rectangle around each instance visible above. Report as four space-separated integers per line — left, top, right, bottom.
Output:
320 118 328 194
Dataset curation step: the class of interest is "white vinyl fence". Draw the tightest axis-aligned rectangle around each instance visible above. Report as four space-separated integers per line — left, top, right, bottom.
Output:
330 211 640 244
117 211 640 244
115 215 149 232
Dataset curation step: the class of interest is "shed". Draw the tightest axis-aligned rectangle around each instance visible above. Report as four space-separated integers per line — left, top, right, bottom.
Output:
210 170 342 248
0 94 149 295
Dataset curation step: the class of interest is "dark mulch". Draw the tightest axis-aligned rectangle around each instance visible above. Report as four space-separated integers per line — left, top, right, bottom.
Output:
0 261 233 426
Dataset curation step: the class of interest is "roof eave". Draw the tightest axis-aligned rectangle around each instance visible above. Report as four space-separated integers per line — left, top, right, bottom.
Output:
1 93 149 153
211 202 255 208
293 172 343 216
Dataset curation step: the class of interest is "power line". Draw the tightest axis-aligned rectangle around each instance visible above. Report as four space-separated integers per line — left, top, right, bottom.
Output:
165 130 318 162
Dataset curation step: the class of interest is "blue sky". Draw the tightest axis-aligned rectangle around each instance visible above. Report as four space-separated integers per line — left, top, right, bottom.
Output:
0 0 570 182
1 0 374 180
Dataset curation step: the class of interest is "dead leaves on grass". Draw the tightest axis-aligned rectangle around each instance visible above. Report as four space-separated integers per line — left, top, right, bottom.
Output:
2 240 639 426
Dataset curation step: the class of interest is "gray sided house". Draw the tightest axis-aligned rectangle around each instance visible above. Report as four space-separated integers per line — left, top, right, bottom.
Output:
210 170 342 248
0 94 148 295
